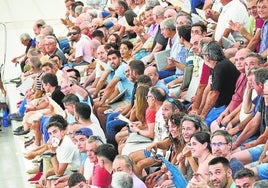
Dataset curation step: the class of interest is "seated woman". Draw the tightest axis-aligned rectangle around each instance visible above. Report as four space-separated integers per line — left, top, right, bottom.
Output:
145 114 208 188
106 84 149 147
129 112 186 178
183 131 214 182
119 86 167 155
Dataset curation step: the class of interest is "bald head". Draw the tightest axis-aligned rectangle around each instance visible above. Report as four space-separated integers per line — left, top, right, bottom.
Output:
153 5 165 23
164 8 177 18
234 48 251 73
96 45 108 62
144 66 159 85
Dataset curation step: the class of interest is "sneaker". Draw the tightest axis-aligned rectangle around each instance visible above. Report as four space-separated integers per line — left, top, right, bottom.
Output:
9 113 24 121
26 166 39 174
13 129 30 136
28 171 42 182
24 137 35 148
13 126 23 133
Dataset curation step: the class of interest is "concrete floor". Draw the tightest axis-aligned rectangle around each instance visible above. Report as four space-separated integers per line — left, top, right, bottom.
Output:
0 84 35 188
0 126 26 187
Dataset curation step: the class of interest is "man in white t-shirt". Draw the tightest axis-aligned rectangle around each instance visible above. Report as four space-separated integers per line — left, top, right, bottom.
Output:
74 102 107 143
38 115 80 187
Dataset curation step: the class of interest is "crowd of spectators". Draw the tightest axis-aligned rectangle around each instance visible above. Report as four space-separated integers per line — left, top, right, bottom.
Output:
5 0 268 187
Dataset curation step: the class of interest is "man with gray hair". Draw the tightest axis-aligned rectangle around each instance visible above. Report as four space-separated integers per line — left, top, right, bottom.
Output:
113 155 147 188
111 171 133 188
44 35 67 65
253 180 268 188
142 5 168 64
11 33 36 72
199 41 240 128
157 17 178 79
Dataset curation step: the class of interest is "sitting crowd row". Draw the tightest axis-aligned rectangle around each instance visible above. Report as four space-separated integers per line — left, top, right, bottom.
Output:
6 0 268 187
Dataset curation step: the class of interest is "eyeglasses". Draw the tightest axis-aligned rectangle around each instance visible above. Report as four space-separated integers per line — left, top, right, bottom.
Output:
210 142 228 147
89 135 104 144
68 32 79 36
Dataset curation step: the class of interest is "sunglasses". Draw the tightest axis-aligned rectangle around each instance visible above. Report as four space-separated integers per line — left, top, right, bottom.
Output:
89 135 104 144
68 32 79 36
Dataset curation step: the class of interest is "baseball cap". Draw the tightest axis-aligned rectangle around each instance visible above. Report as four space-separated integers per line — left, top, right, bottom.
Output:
75 128 93 138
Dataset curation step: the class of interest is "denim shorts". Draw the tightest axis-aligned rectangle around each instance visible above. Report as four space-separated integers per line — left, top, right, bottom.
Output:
257 163 268 180
248 144 264 162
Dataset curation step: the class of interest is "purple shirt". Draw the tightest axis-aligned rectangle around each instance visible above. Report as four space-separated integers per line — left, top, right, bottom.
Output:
147 23 158 37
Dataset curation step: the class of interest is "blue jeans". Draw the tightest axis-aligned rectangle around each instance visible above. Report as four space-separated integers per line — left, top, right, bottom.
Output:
205 105 226 128
40 116 51 143
163 74 178 84
106 112 127 146
18 98 27 115
159 70 175 80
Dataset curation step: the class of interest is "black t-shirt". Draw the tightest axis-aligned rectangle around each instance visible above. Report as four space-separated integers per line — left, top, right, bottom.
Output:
152 25 168 50
54 48 68 65
51 86 65 110
211 58 240 107
258 97 267 136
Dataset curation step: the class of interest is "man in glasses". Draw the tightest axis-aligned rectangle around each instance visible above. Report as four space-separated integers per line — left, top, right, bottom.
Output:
211 130 243 177
44 35 67 66
68 26 93 66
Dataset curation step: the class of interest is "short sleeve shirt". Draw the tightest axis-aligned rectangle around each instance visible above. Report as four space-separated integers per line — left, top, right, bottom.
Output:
211 58 240 107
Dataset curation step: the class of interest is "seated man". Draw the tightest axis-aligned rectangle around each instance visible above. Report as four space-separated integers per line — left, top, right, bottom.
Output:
67 26 93 66
38 115 80 188
198 41 240 128
210 130 244 177
231 68 268 151
210 48 250 132
84 45 108 90
94 58 144 130
211 52 262 134
51 127 93 188
11 32 36 72
67 172 87 188
44 35 68 66
95 144 118 188
234 168 256 188
164 25 193 87
113 155 147 188
74 102 106 143
188 157 235 187
141 5 168 65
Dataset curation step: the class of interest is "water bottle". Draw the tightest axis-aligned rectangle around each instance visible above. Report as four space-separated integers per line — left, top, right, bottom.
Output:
2 108 9 127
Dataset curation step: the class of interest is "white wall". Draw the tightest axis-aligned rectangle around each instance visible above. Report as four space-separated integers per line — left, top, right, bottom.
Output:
0 0 68 80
